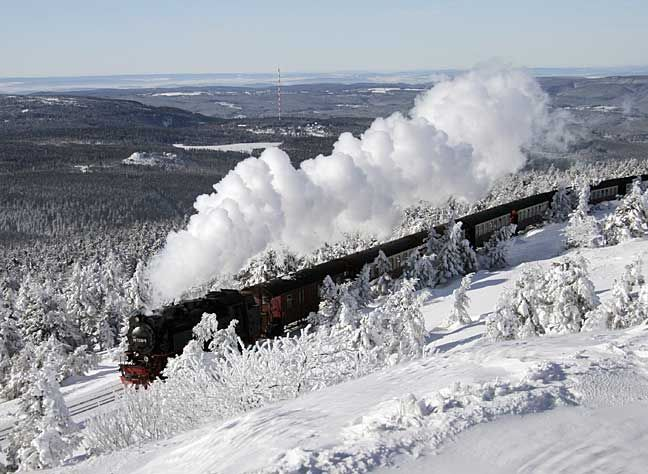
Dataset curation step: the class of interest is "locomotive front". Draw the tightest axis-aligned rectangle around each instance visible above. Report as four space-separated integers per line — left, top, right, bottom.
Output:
119 313 170 385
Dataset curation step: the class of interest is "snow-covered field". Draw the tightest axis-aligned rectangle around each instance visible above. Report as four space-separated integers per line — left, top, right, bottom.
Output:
173 142 282 153
23 211 648 473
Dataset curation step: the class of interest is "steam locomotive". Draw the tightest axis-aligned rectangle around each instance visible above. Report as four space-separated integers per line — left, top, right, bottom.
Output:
120 174 643 385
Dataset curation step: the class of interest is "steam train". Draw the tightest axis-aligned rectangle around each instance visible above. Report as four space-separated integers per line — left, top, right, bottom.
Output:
120 174 644 385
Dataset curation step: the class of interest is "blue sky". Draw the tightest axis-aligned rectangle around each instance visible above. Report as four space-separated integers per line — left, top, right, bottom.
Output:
2 0 647 77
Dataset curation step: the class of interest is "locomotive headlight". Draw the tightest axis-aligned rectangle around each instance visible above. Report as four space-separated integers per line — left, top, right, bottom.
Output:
143 356 149 363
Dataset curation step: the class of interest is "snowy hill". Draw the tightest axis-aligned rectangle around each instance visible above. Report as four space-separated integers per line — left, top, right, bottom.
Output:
27 205 648 473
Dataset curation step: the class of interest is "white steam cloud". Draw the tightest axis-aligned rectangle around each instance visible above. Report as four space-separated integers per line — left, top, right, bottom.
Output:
147 65 562 304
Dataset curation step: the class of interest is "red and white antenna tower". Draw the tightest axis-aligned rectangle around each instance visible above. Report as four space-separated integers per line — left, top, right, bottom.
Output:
277 67 282 121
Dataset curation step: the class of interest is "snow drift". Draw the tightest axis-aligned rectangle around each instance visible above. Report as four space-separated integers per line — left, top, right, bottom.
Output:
147 65 565 304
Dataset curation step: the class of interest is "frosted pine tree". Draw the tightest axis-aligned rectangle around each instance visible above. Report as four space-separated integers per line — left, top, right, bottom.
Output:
351 264 372 304
405 252 437 290
564 185 604 248
308 275 339 327
426 226 444 256
435 222 477 284
16 274 77 347
547 185 572 222
447 273 473 326
538 256 598 334
126 260 152 311
603 179 648 245
486 265 545 340
5 349 79 470
368 279 426 364
0 295 22 389
372 250 392 296
481 224 516 269
337 284 361 328
586 259 646 330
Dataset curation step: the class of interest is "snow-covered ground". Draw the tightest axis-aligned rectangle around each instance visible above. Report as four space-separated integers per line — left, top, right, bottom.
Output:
0 356 120 459
173 142 282 154
19 209 646 473
122 152 184 169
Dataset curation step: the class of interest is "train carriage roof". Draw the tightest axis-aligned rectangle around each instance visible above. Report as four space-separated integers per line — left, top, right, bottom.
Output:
246 175 642 298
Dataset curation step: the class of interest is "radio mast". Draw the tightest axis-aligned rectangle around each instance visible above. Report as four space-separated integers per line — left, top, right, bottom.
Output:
277 67 282 121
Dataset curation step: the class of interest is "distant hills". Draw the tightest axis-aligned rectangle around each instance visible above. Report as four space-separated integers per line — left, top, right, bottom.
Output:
3 66 648 94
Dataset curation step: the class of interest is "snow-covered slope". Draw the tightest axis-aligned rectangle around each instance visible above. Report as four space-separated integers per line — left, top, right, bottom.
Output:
39 212 648 473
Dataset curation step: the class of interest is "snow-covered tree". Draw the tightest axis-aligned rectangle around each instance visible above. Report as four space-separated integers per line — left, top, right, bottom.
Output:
0 291 22 389
487 256 598 340
355 279 426 366
193 313 240 356
16 274 77 347
447 273 473 326
336 284 361 328
547 185 572 222
564 184 604 248
126 260 152 311
1 337 96 401
539 256 598 333
404 252 437 290
5 347 79 470
435 221 477 285
308 275 339 327
603 179 648 245
583 259 646 331
351 264 373 304
481 224 516 269
371 251 393 296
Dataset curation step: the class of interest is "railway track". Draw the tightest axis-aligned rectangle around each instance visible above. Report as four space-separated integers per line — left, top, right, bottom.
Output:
0 384 123 443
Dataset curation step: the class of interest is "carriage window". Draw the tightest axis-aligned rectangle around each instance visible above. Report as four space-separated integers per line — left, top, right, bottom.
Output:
298 288 304 304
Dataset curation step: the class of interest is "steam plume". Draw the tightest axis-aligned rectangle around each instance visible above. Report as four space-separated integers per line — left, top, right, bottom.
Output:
147 65 562 304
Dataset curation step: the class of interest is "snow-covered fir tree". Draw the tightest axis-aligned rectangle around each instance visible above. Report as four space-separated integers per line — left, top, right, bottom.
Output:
584 259 646 330
546 185 572 222
403 252 437 290
371 250 393 296
447 273 474 326
435 221 477 285
16 274 78 347
564 184 604 248
603 178 648 245
350 264 372 304
307 275 339 327
481 224 516 269
354 279 426 366
487 256 598 339
5 347 79 470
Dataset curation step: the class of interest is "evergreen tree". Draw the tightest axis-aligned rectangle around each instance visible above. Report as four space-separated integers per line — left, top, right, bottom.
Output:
350 264 372 304
547 185 572 222
447 273 473 325
308 276 339 327
371 251 393 296
5 346 79 470
481 224 516 269
603 179 648 245
487 256 598 339
565 184 604 248
435 221 477 284
585 259 646 330
16 274 77 347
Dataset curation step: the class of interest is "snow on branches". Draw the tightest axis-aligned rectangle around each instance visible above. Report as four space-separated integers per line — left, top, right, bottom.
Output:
603 179 648 245
564 184 604 249
447 273 474 326
486 256 598 340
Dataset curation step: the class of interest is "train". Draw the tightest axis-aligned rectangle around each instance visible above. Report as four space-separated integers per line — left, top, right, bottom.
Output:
119 174 644 385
